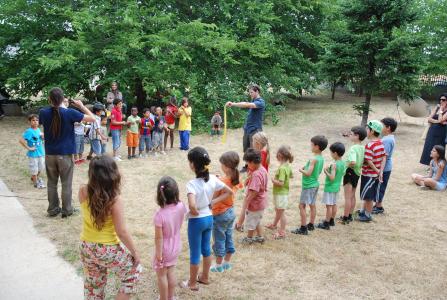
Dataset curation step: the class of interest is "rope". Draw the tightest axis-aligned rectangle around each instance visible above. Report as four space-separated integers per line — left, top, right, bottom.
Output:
222 104 227 144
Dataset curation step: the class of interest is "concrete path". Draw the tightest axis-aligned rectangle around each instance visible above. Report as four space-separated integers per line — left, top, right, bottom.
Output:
0 179 83 300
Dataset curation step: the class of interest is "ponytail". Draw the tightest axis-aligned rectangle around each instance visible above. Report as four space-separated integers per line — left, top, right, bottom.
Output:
188 147 211 182
219 151 240 186
48 87 65 139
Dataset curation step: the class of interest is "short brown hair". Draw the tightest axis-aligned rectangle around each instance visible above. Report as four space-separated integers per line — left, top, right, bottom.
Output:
28 114 39 121
249 84 261 93
277 145 294 163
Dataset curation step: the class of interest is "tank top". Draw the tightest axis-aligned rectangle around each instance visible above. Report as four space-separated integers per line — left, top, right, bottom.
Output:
324 160 346 193
431 160 447 184
80 201 120 245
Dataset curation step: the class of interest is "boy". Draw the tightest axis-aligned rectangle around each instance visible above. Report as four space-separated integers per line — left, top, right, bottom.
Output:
19 114 46 189
373 117 398 214
100 115 108 155
110 98 126 161
153 107 168 155
317 142 345 230
358 120 385 222
74 121 85 164
89 105 107 157
292 135 328 235
126 107 141 159
236 148 268 244
210 111 222 136
339 126 367 224
139 108 153 158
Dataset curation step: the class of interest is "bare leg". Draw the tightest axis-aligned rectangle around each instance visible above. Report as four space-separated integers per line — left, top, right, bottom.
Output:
350 187 357 215
343 184 353 217
423 178 438 189
156 267 168 300
127 147 131 157
255 224 264 237
309 204 316 224
277 209 286 232
412 173 425 186
31 174 37 186
200 256 212 283
215 256 224 265
299 204 307 226
332 205 337 219
364 201 374 214
272 208 281 227
224 252 232 263
325 205 331 222
167 266 176 300
189 264 199 290
247 229 255 238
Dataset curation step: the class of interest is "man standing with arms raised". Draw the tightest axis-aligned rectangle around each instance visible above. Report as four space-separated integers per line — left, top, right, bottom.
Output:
226 84 265 172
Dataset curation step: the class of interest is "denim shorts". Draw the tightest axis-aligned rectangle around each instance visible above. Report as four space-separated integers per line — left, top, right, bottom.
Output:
111 130 121 151
90 139 102 155
212 207 236 257
75 134 85 154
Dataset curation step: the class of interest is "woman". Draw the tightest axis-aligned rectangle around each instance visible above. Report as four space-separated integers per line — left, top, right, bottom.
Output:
420 94 447 165
164 96 178 151
106 82 126 114
39 87 95 217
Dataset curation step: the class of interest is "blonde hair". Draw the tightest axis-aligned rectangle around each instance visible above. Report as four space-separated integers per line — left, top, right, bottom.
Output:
252 132 270 165
277 145 294 163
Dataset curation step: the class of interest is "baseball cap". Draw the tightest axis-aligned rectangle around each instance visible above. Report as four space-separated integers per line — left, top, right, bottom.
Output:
367 120 383 134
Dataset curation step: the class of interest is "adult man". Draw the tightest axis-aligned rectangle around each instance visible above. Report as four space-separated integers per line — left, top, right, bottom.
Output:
226 84 265 171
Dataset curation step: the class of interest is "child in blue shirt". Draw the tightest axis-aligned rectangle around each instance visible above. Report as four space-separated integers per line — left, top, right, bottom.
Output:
19 114 46 189
373 117 398 214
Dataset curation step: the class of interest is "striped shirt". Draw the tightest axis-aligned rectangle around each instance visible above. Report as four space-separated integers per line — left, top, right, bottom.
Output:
362 139 385 177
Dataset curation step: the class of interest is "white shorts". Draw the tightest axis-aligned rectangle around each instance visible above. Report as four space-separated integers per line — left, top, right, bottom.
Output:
300 187 319 205
245 210 264 231
322 192 338 205
29 156 45 176
273 194 289 209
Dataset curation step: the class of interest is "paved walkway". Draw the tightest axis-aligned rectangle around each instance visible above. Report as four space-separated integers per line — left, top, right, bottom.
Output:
0 179 83 300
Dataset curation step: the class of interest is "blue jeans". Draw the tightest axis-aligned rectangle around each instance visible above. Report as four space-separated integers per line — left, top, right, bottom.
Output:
179 130 190 150
212 207 236 257
90 139 102 156
377 171 391 202
111 129 121 151
188 216 213 265
101 143 106 154
139 135 152 152
75 134 84 155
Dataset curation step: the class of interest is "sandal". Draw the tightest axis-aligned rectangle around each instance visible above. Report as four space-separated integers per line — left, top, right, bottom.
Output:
265 223 277 230
197 275 210 285
272 231 286 240
179 280 199 291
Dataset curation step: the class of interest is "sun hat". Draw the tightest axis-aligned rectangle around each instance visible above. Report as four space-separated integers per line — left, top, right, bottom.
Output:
367 120 383 134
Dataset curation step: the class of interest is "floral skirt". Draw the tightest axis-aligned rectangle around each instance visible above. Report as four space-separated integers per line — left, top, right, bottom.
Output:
80 241 142 299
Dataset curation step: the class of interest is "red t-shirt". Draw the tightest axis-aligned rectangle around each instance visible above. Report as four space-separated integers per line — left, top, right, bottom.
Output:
140 117 154 136
246 166 268 211
110 107 123 130
362 139 385 177
260 149 269 172
165 104 178 125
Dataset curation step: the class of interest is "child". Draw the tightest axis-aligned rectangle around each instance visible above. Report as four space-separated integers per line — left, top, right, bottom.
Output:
139 108 153 158
89 105 107 157
19 114 46 189
181 147 232 291
178 97 192 151
74 121 85 164
126 107 140 159
373 117 398 214
339 126 367 224
412 145 447 191
252 132 270 172
292 135 327 235
358 120 385 222
153 176 187 300
211 151 243 272
153 107 167 155
110 98 126 161
79 156 141 299
210 111 222 136
164 96 178 151
317 142 345 230
236 148 268 245
266 146 293 239
100 115 108 155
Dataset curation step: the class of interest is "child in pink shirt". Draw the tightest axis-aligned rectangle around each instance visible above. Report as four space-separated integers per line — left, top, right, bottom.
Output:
153 176 187 300
236 148 268 245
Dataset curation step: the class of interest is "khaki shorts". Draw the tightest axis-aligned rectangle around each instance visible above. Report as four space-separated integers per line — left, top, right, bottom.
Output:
245 210 264 231
29 156 45 175
273 194 289 209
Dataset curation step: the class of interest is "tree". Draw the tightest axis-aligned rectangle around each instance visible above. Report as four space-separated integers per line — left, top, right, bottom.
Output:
323 0 424 125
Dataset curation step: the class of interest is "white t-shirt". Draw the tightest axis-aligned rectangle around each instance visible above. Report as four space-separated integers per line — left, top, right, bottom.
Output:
74 122 85 135
186 175 225 218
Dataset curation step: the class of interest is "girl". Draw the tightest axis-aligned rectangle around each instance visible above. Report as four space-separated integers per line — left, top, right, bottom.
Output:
153 176 187 300
252 132 270 172
178 97 192 151
79 156 141 299
181 147 233 291
265 146 293 239
164 96 178 151
211 151 243 272
412 145 447 191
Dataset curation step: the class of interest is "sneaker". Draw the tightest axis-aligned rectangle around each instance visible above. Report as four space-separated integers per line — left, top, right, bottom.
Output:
348 214 353 222
132 155 137 159
33 181 38 188
37 178 46 189
138 153 144 158
114 156 122 161
372 206 384 214
307 223 315 231
128 155 132 160
48 208 61 217
210 265 224 273
239 237 254 245
222 262 232 271
329 218 335 226
338 216 350 225
317 221 330 230
253 236 265 244
61 208 80 218
291 226 308 235
357 213 372 222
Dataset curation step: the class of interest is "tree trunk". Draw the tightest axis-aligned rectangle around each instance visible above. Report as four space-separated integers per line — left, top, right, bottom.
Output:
358 86 363 97
134 78 147 109
361 92 371 126
331 80 336 100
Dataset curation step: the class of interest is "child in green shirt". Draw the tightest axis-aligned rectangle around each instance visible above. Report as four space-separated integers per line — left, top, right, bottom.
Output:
265 145 294 240
317 142 345 230
339 126 367 224
292 135 328 235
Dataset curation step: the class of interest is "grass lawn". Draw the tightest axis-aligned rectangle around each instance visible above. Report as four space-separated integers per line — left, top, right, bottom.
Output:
1 90 446 299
